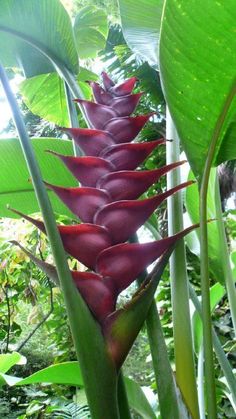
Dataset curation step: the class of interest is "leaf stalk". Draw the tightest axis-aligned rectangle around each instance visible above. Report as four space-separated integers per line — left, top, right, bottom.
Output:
199 81 236 419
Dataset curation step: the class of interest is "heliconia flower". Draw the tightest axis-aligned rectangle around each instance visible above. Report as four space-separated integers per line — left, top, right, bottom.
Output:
11 72 196 366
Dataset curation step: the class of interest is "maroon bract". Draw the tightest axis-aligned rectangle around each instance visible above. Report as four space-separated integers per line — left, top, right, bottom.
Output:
13 73 194 334
62 128 115 156
97 161 187 200
99 139 165 170
103 113 154 143
44 182 111 223
47 152 116 187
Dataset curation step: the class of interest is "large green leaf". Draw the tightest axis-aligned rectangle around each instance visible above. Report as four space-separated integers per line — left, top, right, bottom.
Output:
118 0 164 66
0 352 26 374
20 73 70 127
2 359 156 419
19 68 98 126
0 0 78 77
2 360 155 418
1 361 83 387
124 377 156 419
159 1 236 178
0 352 26 387
0 138 76 218
74 6 108 59
185 168 224 283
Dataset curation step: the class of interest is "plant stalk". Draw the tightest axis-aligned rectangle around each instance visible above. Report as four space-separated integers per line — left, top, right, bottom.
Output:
199 81 236 418
166 109 199 419
63 81 83 157
214 172 236 334
0 63 120 419
197 345 206 419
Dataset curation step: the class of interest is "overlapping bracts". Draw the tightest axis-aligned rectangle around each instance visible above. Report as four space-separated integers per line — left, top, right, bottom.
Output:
14 73 193 326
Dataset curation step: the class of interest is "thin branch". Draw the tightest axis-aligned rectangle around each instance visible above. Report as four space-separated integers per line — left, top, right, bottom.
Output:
1 273 11 353
16 277 53 352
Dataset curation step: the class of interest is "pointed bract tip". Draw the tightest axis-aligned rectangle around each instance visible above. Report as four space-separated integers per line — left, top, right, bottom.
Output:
45 149 62 158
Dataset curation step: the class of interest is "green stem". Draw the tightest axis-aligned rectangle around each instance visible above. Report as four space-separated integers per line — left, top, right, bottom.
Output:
61 70 89 124
64 81 83 157
197 345 206 419
166 109 199 419
199 81 236 418
189 284 236 409
199 189 216 418
214 172 236 334
117 372 132 419
0 64 120 419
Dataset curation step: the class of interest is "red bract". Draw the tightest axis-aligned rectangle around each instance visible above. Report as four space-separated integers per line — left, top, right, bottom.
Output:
62 128 115 156
13 73 194 345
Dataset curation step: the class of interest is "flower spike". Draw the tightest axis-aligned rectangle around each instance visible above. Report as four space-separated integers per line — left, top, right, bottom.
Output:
11 73 198 368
